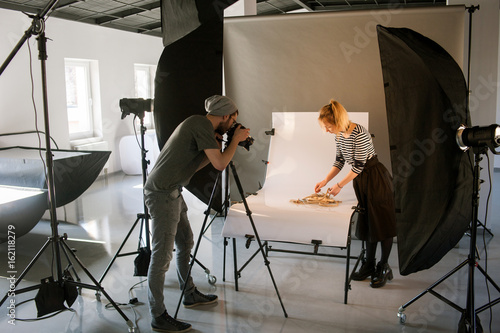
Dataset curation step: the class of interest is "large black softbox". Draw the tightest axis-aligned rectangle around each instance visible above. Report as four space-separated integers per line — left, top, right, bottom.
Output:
153 0 237 211
377 25 473 275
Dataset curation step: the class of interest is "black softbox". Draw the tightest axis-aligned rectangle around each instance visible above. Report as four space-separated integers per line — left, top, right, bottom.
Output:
153 0 237 212
377 25 473 275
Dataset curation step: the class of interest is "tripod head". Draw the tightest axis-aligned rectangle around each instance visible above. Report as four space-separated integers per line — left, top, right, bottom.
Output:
0 1 54 76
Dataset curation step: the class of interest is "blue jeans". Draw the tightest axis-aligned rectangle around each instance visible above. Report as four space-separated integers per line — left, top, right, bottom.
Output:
144 188 195 318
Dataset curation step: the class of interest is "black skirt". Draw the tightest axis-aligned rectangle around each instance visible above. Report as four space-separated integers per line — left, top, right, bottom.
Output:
352 156 397 242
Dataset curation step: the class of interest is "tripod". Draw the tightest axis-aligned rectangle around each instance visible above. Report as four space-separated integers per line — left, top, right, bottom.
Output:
0 1 134 331
174 161 288 318
397 147 500 332
98 113 151 288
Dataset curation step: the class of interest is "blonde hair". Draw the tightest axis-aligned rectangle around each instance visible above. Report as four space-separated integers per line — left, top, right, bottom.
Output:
318 99 350 132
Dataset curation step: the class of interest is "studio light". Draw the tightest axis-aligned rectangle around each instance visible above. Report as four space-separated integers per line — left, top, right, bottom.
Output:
456 124 500 152
119 98 153 119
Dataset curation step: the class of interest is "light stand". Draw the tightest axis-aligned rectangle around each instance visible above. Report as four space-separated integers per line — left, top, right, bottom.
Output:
0 3 134 331
464 5 493 240
397 147 500 332
98 112 151 287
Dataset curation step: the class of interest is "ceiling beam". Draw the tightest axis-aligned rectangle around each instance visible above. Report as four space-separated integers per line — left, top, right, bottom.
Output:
95 2 160 25
139 21 162 31
262 1 286 13
54 0 84 10
291 0 314 11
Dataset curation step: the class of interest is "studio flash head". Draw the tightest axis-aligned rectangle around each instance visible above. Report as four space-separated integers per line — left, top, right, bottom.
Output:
226 122 255 151
120 98 153 119
456 124 500 153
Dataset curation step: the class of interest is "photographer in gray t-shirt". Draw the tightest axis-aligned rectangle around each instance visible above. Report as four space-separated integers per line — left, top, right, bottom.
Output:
144 95 250 333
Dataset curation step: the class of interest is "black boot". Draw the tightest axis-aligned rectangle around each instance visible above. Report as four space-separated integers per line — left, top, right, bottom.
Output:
370 262 393 288
351 259 375 281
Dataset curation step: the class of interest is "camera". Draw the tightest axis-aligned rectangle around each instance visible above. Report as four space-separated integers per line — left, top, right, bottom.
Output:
225 122 254 151
120 98 153 119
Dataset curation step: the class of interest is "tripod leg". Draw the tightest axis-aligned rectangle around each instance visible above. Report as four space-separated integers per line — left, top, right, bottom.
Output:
99 215 142 284
476 264 500 293
229 161 288 318
404 259 469 308
59 240 83 294
0 237 52 306
344 235 352 305
477 220 494 237
202 211 219 235
223 237 227 282
233 238 239 291
350 243 366 280
244 214 288 317
59 238 135 330
398 258 470 325
189 255 216 285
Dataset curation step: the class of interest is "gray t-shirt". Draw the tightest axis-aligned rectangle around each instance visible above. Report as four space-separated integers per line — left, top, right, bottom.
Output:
145 115 219 193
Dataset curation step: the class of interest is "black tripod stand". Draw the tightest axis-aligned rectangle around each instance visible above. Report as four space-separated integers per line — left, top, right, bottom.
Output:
174 161 288 319
0 2 135 331
98 113 151 289
397 147 500 332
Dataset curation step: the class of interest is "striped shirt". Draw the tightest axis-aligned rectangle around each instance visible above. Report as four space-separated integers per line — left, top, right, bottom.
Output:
333 123 376 174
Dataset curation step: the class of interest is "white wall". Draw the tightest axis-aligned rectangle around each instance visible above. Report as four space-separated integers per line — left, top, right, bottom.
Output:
0 9 164 173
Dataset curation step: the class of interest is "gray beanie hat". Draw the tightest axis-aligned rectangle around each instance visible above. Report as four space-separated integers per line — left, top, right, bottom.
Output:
205 95 238 116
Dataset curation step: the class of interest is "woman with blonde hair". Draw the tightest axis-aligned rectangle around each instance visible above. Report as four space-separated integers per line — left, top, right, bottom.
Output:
314 99 397 288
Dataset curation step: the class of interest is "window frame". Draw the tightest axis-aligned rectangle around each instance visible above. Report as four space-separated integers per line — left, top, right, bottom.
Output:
64 58 102 142
134 63 156 129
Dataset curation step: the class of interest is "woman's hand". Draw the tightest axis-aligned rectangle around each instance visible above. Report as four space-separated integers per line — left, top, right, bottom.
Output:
327 183 342 197
315 180 327 193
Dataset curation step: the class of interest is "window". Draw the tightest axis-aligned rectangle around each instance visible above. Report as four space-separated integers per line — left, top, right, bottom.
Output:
134 64 156 128
64 59 102 141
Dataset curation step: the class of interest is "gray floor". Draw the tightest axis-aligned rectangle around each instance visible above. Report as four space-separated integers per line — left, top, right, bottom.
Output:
1 169 499 333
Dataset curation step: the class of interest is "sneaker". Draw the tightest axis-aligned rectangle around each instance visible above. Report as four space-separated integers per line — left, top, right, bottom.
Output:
151 311 191 332
183 288 218 308
351 260 376 281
